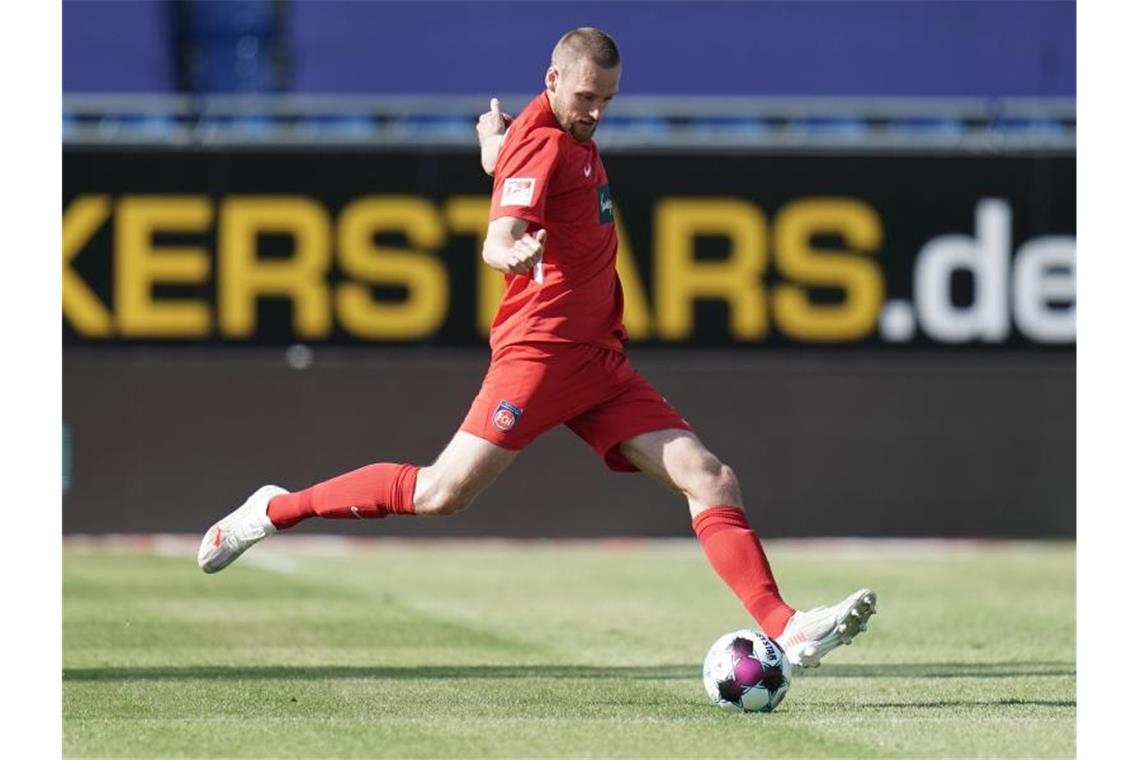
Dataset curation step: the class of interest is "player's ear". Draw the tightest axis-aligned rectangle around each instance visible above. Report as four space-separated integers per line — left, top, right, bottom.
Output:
545 66 558 93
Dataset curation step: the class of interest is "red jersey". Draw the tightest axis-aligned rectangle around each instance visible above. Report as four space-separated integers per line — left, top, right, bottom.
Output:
487 92 626 353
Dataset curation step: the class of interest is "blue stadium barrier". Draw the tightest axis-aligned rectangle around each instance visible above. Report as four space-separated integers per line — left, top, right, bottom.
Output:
94 114 179 138
596 115 671 135
196 113 277 137
992 117 1067 137
886 117 967 140
295 114 377 138
395 115 475 138
792 117 867 139
686 116 770 137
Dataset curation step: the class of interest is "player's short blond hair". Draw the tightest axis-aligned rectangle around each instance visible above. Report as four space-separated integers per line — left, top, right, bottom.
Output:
552 28 621 71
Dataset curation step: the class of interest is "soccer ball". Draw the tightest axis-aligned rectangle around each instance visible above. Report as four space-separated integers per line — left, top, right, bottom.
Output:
702 629 791 713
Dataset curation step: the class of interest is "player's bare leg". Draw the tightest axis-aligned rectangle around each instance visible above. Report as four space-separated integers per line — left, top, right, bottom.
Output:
411 432 520 516
197 431 518 572
618 428 743 518
619 428 876 668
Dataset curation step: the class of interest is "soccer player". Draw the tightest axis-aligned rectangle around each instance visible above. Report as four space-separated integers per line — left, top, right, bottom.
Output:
197 28 876 669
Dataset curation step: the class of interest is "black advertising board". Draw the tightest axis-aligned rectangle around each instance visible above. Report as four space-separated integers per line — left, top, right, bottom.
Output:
63 148 1075 348
63 348 1074 538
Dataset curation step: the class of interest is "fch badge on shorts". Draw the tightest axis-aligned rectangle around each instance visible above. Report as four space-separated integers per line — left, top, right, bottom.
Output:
492 400 524 432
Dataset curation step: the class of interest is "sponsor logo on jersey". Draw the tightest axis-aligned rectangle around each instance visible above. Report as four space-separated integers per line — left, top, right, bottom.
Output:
501 177 536 207
492 400 524 432
597 184 614 225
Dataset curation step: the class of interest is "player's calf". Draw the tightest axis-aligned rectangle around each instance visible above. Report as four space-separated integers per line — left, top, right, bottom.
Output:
411 474 478 516
692 506 796 637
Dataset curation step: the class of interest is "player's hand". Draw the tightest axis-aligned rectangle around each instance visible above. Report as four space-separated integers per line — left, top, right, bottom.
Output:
476 97 513 145
503 229 546 274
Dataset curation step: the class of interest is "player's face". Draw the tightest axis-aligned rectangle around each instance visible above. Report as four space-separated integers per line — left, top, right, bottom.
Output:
547 61 621 142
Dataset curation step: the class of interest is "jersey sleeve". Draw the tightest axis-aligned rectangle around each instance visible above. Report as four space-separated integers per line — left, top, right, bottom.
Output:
489 128 562 226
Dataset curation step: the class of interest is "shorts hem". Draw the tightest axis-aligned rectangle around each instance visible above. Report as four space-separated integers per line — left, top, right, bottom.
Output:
597 420 694 473
458 424 532 452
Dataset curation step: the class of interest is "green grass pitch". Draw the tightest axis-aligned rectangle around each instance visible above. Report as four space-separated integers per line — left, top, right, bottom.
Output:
63 539 1075 758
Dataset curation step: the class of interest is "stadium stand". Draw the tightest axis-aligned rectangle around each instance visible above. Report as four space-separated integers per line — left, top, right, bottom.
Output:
63 0 1075 151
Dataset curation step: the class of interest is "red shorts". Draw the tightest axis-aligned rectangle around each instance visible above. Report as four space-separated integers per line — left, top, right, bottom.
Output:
460 342 691 472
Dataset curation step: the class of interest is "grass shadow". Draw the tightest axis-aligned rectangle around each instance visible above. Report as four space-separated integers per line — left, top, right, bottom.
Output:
858 699 1075 709
798 661 1075 679
64 660 1075 684
63 664 697 683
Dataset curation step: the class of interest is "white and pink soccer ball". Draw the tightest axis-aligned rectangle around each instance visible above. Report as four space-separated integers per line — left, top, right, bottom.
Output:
702 629 792 713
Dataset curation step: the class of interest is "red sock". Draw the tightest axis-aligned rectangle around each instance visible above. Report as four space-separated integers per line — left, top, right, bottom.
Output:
693 506 796 638
267 463 420 530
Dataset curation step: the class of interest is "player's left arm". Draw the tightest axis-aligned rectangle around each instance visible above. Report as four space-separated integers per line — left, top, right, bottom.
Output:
476 97 513 176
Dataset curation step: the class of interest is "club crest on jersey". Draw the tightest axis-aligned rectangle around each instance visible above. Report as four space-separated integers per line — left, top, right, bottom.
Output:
597 184 614 225
501 177 536 207
492 400 524 432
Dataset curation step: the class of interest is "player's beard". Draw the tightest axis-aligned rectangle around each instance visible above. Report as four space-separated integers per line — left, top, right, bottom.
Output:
551 97 597 141
570 120 597 141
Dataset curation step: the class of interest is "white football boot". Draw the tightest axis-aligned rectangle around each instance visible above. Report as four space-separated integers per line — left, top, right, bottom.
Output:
776 588 877 669
196 485 286 574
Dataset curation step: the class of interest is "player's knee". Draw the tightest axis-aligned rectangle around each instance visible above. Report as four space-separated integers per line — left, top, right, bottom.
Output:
715 463 742 504
684 456 741 506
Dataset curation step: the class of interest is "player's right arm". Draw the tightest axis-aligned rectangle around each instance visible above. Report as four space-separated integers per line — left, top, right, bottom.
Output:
482 217 546 275
476 98 513 176
485 120 560 276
